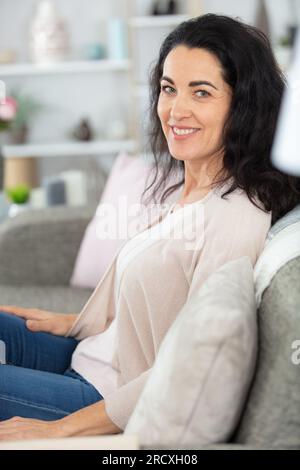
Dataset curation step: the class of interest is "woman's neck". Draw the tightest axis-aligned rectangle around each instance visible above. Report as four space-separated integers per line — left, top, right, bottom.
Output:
179 154 224 204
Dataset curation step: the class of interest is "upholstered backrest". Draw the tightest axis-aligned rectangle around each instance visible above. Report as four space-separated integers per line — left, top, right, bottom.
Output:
233 254 300 447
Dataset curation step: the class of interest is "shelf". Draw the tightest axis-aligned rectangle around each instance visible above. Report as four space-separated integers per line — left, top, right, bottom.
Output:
0 59 131 77
129 14 189 28
2 139 138 159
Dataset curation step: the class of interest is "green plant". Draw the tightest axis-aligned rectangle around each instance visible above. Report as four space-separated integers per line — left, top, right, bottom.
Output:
6 184 31 204
279 36 292 47
9 90 43 131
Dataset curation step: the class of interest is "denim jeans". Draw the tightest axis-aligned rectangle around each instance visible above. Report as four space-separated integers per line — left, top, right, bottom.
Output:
0 311 103 421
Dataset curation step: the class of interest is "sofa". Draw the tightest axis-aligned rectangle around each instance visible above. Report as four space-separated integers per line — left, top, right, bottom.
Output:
0 205 94 313
0 202 299 450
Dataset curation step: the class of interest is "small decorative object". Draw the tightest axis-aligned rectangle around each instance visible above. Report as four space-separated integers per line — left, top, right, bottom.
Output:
59 170 88 207
43 176 66 206
29 187 47 209
107 17 128 60
151 0 178 15
0 96 17 144
0 91 42 144
0 48 17 64
6 184 31 217
29 0 70 64
83 43 106 61
72 118 94 141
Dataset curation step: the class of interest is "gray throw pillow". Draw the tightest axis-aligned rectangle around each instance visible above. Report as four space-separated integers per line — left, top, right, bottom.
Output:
125 257 257 448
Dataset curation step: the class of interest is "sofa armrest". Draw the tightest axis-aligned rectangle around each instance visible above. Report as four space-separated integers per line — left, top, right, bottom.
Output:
0 205 94 286
143 443 299 450
0 434 139 450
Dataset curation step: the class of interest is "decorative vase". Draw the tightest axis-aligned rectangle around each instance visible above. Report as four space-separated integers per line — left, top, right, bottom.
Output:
8 202 30 218
29 0 70 64
10 123 29 145
0 130 12 146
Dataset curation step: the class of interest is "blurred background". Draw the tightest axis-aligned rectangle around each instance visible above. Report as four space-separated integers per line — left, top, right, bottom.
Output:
0 0 299 216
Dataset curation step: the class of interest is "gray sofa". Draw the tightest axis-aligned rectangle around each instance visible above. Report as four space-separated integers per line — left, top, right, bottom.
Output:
0 206 94 313
0 205 299 450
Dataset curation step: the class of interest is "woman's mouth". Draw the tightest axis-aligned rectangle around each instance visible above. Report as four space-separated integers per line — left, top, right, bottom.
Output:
170 126 200 140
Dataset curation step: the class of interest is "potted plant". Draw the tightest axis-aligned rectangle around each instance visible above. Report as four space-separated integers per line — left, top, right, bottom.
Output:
0 97 18 145
6 184 31 217
9 90 43 144
0 91 42 145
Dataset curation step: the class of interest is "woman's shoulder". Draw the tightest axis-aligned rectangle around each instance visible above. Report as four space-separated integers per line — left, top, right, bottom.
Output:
211 183 270 220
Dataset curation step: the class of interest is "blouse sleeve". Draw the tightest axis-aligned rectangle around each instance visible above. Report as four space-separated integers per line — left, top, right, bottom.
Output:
104 368 152 431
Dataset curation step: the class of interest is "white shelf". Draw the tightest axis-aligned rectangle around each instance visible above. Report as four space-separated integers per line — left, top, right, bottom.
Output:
0 59 131 77
129 14 189 28
2 140 137 159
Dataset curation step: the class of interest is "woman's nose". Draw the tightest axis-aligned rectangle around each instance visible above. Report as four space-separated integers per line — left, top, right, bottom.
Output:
170 95 192 120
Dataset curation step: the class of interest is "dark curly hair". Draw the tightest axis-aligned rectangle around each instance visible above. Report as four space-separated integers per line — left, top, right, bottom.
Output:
141 14 300 224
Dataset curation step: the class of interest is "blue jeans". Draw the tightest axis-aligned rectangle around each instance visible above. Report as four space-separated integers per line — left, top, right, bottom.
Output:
0 311 103 421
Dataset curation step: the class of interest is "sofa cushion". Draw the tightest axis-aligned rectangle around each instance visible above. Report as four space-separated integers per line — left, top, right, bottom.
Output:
266 204 300 242
125 257 257 448
254 221 300 306
0 284 92 314
70 153 151 289
234 255 300 448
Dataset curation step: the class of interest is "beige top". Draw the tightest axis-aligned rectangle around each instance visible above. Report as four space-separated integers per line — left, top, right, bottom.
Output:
67 185 271 430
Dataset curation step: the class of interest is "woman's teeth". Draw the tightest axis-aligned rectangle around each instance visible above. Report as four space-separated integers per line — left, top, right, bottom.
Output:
172 127 198 135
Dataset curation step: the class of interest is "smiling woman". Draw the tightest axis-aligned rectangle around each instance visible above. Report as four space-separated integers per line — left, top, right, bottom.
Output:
0 14 299 444
142 14 300 221
157 46 232 182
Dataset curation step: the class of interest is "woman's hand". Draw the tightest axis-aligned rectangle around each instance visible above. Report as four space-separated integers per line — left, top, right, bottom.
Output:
0 417 63 441
0 305 76 336
0 402 121 441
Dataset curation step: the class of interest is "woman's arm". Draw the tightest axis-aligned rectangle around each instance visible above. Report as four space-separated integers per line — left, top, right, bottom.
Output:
59 401 121 436
0 305 77 336
0 401 121 442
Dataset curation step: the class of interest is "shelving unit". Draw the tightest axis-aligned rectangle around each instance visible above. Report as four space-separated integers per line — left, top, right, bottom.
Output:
0 59 131 77
0 0 197 200
2 139 137 159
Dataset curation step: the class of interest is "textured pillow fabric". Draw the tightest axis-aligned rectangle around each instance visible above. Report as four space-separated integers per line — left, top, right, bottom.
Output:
266 204 300 242
70 153 151 289
125 257 257 448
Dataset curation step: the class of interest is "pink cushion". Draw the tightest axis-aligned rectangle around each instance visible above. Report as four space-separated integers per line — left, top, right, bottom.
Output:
70 153 152 289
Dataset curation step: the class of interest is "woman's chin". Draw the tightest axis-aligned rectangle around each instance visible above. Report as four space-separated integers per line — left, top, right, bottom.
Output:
169 151 197 162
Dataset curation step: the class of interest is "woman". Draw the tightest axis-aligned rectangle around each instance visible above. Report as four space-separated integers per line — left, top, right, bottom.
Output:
0 14 299 441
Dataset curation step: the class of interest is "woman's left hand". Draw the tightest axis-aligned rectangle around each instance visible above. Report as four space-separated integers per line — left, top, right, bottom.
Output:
0 416 61 441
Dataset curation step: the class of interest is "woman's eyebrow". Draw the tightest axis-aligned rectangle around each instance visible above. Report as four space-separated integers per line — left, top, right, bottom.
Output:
160 75 218 90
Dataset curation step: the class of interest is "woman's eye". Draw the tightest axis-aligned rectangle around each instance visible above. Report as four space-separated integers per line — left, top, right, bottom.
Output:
195 90 210 97
161 85 176 94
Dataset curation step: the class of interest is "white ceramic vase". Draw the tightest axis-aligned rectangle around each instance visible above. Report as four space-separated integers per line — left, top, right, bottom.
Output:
29 0 70 64
8 203 30 218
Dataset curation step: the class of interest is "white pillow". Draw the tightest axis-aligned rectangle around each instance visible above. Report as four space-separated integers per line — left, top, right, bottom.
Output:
125 257 257 448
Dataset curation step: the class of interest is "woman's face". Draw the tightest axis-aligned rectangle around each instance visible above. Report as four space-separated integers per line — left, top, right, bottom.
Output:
157 45 232 164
